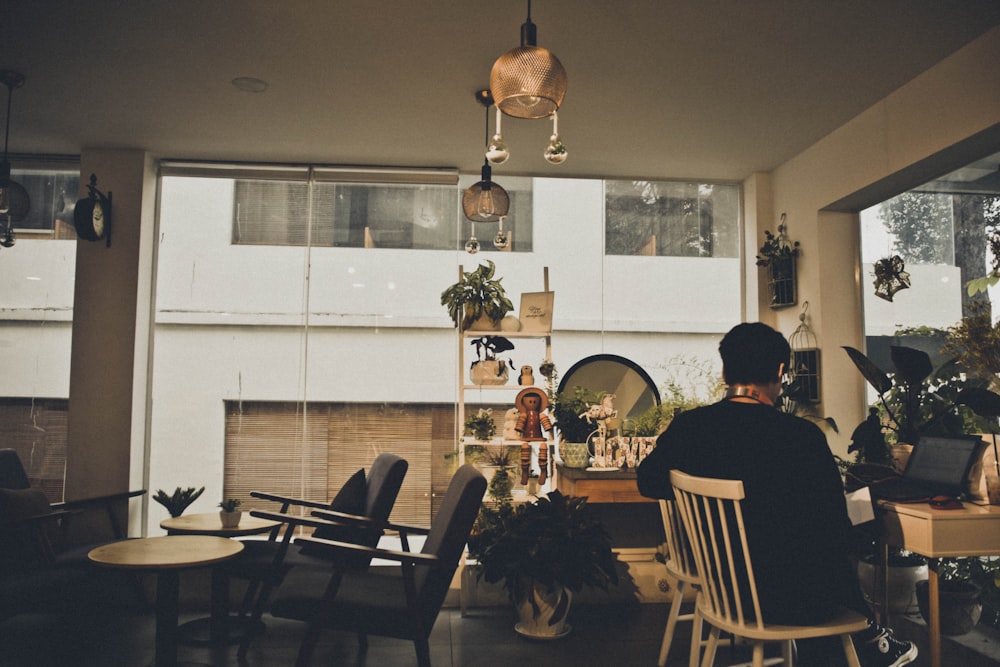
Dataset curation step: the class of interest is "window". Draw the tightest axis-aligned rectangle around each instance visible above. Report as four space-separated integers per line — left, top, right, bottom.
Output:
10 166 79 238
0 398 69 501
605 181 740 257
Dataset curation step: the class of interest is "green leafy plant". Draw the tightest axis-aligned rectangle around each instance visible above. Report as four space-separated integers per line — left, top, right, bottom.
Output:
627 403 669 437
944 301 1000 390
440 260 514 330
152 486 205 518
469 491 618 606
843 344 1000 445
965 228 1000 297
754 221 800 267
218 498 242 512
937 556 1000 628
486 467 514 504
549 386 602 443
464 408 497 441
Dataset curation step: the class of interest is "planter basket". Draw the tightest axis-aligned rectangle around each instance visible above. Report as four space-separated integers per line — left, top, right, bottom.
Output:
767 255 797 308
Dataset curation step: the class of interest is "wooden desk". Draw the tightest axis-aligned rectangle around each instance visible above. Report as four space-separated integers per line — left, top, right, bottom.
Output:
879 500 1000 667
554 463 652 503
89 536 243 667
161 512 280 537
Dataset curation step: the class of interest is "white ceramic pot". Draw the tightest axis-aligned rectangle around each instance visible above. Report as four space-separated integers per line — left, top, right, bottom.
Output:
514 581 572 639
857 557 927 614
470 360 508 385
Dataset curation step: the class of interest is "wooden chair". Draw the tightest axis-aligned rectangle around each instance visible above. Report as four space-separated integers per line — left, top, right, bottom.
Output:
658 498 704 667
261 464 486 667
232 452 408 651
669 470 869 667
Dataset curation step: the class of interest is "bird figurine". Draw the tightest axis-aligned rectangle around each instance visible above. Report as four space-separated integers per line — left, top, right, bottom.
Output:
518 365 535 386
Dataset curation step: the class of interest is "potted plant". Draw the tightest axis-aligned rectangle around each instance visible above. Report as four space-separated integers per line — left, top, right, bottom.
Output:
464 408 497 442
755 216 800 308
549 387 602 468
915 557 995 635
152 485 205 518
468 335 515 385
440 260 514 331
468 491 618 638
218 498 242 528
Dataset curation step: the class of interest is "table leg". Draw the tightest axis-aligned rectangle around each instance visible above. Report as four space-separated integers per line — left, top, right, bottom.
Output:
155 570 180 667
210 564 229 643
928 560 941 667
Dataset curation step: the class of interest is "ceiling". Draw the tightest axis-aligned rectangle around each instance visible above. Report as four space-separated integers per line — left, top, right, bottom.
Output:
3 1 1000 184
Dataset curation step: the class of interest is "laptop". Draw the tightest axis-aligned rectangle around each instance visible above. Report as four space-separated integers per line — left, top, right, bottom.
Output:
870 434 985 502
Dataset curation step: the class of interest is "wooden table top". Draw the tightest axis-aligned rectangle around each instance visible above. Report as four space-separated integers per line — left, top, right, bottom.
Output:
88 535 244 570
160 511 281 537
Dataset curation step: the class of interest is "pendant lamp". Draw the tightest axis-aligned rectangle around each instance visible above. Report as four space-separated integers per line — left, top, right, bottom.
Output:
490 0 567 120
0 70 29 249
462 91 510 223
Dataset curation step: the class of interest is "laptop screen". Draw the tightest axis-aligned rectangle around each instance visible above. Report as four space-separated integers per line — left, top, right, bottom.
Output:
905 435 984 490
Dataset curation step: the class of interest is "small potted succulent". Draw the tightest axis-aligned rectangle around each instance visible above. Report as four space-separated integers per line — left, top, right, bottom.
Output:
152 485 205 518
218 498 243 528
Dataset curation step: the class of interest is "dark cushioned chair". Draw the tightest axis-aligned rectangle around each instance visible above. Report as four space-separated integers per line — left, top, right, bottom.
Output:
0 448 147 621
232 452 408 653
260 463 486 667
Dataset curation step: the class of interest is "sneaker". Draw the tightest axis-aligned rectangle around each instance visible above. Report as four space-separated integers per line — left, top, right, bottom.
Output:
855 624 918 667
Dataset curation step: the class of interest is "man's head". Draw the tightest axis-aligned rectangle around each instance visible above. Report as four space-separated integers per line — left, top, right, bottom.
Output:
719 322 790 386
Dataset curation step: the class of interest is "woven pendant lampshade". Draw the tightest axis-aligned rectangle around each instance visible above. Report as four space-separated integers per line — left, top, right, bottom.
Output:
490 1 567 120
463 92 510 223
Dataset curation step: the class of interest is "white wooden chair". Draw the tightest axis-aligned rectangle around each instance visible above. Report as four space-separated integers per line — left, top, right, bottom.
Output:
658 498 704 667
669 470 869 667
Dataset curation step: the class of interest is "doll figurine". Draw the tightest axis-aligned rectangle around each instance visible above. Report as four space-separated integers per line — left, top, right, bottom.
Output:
515 388 552 485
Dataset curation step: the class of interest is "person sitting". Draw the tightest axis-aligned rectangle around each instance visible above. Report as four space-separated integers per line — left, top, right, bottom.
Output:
637 322 917 667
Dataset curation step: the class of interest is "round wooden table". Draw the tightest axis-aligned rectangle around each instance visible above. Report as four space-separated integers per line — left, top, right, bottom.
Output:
159 512 281 646
89 536 243 667
160 512 280 537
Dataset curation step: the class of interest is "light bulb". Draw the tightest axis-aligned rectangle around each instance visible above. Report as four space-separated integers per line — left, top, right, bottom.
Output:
544 134 567 164
486 134 509 165
476 188 496 218
493 230 509 250
0 186 9 216
465 234 480 254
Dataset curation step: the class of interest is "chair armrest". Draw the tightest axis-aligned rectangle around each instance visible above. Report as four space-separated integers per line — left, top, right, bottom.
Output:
51 489 146 511
310 508 431 536
293 535 443 567
3 508 73 527
250 491 331 511
249 509 358 532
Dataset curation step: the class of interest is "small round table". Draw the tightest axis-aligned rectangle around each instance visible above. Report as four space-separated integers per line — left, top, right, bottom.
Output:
159 512 281 645
89 536 244 667
160 512 280 537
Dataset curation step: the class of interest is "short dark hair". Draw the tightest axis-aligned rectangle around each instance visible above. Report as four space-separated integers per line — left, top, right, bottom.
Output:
719 322 790 385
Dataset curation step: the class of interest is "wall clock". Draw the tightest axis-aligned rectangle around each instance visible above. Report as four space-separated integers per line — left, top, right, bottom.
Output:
74 173 112 246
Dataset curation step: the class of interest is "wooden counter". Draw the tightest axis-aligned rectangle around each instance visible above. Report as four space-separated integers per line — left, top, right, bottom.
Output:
554 463 652 503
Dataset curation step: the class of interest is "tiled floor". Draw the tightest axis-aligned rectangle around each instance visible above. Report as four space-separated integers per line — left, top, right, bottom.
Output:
0 601 770 667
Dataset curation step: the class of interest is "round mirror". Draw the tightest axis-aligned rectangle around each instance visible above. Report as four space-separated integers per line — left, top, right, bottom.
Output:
557 354 660 425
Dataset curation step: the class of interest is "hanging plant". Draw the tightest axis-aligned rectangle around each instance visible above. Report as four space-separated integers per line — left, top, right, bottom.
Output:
965 228 1000 297
756 214 800 308
873 255 911 302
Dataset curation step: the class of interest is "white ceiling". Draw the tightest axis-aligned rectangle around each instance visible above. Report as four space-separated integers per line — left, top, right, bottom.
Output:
4 1 1000 183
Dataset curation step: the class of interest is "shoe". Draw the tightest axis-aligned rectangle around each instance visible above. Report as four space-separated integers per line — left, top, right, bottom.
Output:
855 624 918 667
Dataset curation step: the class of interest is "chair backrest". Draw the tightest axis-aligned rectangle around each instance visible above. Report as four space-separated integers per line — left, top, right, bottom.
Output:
0 449 31 490
363 452 409 526
669 469 764 631
414 464 486 625
658 498 699 586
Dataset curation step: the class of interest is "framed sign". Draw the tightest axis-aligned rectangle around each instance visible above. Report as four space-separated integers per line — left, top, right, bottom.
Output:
518 291 554 332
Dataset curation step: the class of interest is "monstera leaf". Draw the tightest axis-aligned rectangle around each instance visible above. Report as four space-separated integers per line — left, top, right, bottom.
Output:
842 346 892 395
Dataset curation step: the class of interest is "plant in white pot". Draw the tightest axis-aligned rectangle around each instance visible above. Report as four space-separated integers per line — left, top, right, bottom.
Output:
468 336 515 386
440 260 514 331
218 498 242 528
549 387 602 468
468 491 618 638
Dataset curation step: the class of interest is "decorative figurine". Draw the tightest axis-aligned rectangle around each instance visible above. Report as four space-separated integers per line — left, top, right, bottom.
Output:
515 387 552 485
518 365 535 386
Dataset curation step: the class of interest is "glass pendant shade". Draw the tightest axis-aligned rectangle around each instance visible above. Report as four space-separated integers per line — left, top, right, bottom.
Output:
490 7 567 120
462 162 510 223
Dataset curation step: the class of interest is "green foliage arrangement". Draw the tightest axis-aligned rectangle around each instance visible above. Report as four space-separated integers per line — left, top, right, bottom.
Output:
754 221 799 267
464 408 497 441
440 260 514 330
469 491 618 605
152 485 205 518
549 386 602 443
218 498 242 512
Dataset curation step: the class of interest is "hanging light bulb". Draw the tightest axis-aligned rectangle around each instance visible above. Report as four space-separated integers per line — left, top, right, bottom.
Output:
463 91 510 222
493 216 510 250
0 216 14 248
544 110 567 164
465 222 480 254
486 107 509 165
